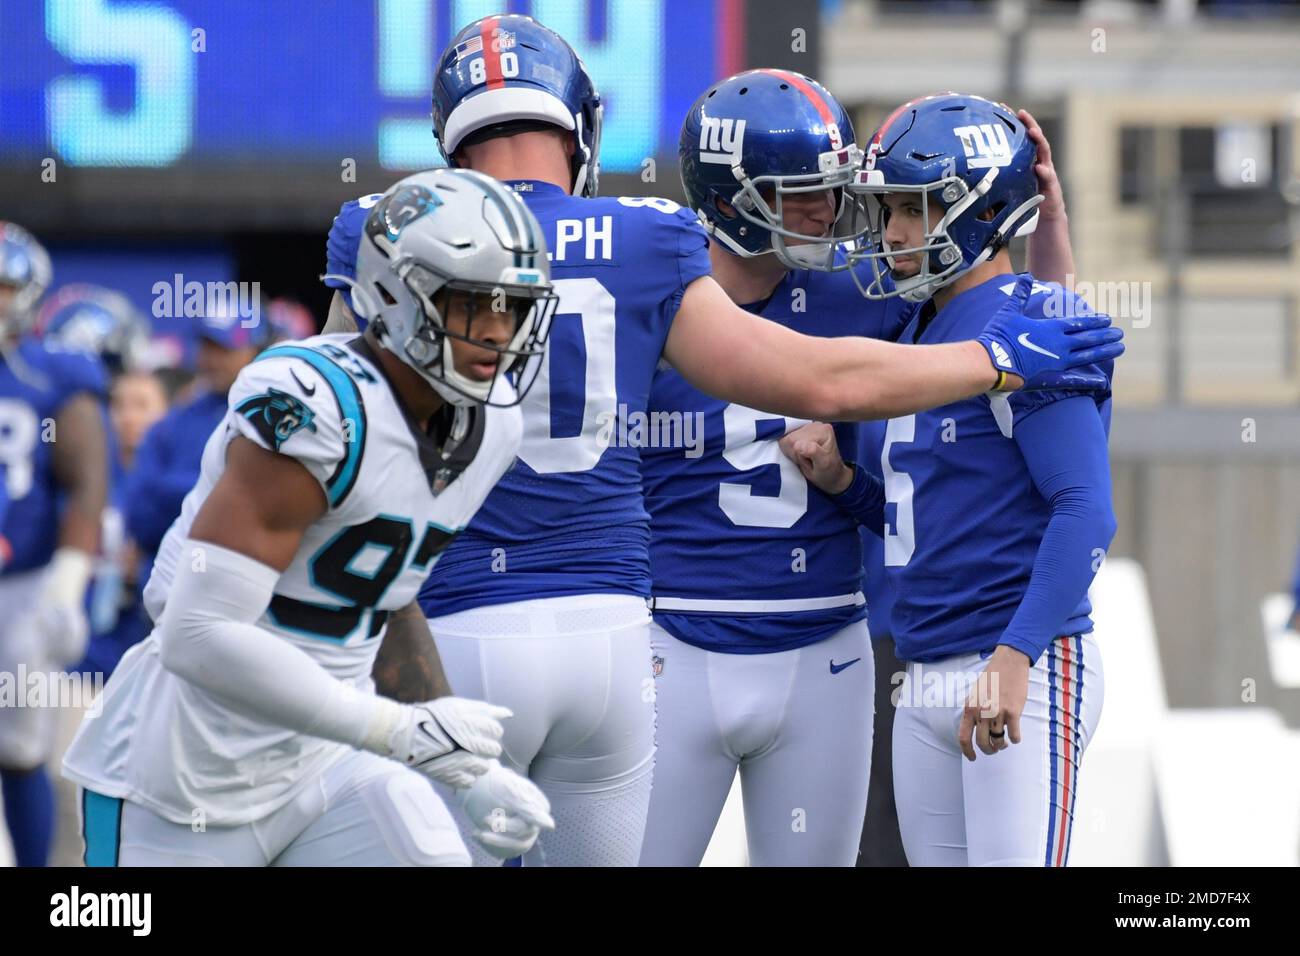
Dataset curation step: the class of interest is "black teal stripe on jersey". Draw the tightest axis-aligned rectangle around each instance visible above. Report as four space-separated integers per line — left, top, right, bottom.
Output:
254 345 368 508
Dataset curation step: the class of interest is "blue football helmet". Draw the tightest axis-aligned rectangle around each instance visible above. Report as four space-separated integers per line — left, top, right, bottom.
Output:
0 222 53 342
680 69 866 270
433 14 603 198
36 283 150 375
847 93 1043 302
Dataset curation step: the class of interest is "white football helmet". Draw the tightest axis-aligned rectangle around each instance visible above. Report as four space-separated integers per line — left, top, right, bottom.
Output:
351 168 556 407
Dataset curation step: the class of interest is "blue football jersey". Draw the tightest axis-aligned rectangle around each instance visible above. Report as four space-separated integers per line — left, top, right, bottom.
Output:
643 265 913 653
882 274 1113 663
0 337 107 575
400 181 715 614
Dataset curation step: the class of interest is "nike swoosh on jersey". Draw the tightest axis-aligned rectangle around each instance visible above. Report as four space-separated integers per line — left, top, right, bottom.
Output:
829 657 861 675
290 368 317 396
1017 332 1060 359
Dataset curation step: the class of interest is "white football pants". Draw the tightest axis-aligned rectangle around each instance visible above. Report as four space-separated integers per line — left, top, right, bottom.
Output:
639 619 874 866
429 594 657 867
893 633 1104 866
80 749 470 866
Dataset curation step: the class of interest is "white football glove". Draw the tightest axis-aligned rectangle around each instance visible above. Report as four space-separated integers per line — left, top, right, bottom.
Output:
27 548 93 666
387 698 512 789
460 762 555 860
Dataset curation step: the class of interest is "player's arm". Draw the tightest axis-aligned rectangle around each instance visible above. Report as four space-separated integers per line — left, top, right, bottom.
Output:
663 274 1122 422
1020 109 1075 285
51 393 107 556
959 396 1117 760
372 599 453 701
156 434 506 788
36 393 109 663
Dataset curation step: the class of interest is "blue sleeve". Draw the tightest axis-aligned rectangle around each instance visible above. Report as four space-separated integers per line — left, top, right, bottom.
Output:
52 348 108 407
664 205 711 314
830 462 885 537
998 395 1117 662
123 414 198 554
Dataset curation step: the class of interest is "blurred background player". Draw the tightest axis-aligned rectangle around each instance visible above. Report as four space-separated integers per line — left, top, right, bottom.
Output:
324 14 1122 866
0 222 109 867
123 297 270 590
34 282 166 865
640 71 1081 866
792 94 1116 866
62 170 556 866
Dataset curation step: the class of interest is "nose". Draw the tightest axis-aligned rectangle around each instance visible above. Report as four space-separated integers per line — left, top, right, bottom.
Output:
883 210 908 249
475 307 515 346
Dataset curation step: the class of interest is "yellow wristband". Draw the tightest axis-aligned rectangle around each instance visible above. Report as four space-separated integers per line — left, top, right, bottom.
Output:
993 369 1008 391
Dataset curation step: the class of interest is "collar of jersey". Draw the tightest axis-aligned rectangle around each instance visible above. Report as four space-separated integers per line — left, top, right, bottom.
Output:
504 179 568 196
911 271 1022 343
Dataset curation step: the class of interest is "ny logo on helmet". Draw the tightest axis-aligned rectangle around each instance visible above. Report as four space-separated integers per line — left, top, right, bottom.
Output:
700 116 746 166
953 124 1012 169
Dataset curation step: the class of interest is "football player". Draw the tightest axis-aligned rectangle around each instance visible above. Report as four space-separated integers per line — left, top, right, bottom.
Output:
62 170 555 866
784 94 1114 866
640 71 1084 866
323 14 1122 866
0 223 109 867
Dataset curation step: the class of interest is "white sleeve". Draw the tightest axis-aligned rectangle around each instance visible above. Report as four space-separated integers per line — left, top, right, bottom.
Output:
156 538 403 754
225 354 354 505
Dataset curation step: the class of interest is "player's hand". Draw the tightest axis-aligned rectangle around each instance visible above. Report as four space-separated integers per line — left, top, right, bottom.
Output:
958 646 1031 760
460 761 556 860
976 274 1123 391
389 697 512 789
1019 109 1066 224
778 423 853 495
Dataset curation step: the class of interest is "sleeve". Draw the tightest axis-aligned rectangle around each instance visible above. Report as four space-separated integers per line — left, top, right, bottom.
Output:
323 194 384 316
225 353 355 508
997 395 1118 663
638 202 711 319
157 539 402 755
830 462 886 537
123 413 197 553
52 348 108 408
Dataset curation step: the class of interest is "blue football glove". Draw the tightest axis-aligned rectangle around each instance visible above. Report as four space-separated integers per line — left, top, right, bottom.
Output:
976 275 1124 391
323 194 383 320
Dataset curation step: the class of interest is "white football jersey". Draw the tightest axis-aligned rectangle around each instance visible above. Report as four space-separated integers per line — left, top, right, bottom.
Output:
63 334 522 825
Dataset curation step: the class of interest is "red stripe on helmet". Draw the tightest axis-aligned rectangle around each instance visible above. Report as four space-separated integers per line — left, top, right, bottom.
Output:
764 69 835 126
871 98 917 152
481 16 504 90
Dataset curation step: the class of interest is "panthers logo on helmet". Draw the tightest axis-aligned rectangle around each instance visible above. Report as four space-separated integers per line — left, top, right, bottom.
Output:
236 388 317 451
368 185 443 243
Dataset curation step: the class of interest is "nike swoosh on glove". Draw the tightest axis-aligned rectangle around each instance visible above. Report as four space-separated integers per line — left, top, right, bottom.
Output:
460 762 556 860
389 697 511 790
976 274 1124 391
